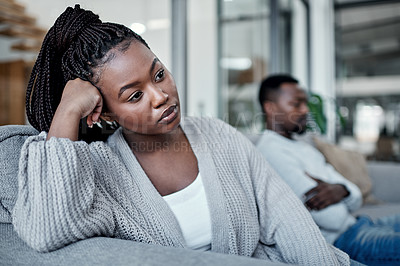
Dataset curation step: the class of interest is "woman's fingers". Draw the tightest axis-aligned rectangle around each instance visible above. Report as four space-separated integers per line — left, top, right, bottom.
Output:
87 96 104 128
62 78 103 119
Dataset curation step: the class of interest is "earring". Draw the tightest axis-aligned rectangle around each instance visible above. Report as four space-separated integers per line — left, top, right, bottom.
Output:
93 121 103 128
105 120 118 129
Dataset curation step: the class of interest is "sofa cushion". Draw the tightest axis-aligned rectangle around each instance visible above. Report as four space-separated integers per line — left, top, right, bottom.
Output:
0 223 276 266
313 137 374 204
0 125 38 223
353 202 400 220
366 161 400 203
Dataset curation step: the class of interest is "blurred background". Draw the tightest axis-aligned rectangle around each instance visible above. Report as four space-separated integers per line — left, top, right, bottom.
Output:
1 0 400 161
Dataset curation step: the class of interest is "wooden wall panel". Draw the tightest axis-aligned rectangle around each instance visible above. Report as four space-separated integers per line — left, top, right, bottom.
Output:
0 60 27 125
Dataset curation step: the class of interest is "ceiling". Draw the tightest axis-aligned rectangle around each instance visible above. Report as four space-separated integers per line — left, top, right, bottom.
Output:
335 0 400 77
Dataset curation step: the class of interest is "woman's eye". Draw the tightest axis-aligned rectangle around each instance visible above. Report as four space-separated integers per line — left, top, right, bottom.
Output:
155 69 165 82
128 91 143 102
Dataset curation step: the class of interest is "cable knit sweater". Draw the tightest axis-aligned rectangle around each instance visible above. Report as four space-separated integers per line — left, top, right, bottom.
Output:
12 117 349 265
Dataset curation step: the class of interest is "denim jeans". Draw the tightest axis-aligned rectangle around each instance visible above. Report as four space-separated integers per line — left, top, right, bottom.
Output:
350 259 367 266
334 215 400 266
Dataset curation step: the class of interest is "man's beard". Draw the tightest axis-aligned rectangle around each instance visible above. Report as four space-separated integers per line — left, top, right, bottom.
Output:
290 117 307 135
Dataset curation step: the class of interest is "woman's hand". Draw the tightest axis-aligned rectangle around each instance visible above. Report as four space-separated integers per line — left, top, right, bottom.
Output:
60 78 103 127
47 78 103 141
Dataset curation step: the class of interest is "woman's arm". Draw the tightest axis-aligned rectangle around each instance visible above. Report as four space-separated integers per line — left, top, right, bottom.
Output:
47 78 103 141
260 151 352 231
12 79 113 252
12 134 115 252
246 144 350 265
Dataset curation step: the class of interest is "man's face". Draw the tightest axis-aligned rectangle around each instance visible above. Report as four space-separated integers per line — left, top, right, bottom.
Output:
268 82 309 136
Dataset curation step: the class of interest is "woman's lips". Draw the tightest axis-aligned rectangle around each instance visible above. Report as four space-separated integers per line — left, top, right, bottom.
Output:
159 105 178 124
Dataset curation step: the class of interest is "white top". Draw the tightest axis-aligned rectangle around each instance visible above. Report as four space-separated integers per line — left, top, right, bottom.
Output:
163 173 212 251
256 130 363 244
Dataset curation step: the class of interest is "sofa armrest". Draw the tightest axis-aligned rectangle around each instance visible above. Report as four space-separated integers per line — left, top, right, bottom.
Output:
0 125 39 222
367 161 400 203
0 223 286 266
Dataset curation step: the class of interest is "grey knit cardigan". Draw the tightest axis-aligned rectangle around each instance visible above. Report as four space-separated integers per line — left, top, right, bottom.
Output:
12 117 349 265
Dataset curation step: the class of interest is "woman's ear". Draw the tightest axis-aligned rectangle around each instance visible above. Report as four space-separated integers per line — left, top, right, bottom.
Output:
100 112 114 122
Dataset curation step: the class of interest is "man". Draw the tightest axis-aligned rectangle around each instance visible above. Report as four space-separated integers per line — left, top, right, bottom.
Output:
256 74 400 266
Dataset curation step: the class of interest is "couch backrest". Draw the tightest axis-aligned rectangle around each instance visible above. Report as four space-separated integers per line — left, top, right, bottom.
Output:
367 161 400 203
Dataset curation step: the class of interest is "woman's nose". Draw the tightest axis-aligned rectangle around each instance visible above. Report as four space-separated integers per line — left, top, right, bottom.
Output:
150 86 168 108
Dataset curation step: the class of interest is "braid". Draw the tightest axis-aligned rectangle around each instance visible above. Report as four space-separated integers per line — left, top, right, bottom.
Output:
26 4 149 142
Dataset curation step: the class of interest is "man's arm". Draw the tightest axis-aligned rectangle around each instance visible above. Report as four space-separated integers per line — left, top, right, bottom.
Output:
304 173 350 211
257 147 353 231
321 164 363 212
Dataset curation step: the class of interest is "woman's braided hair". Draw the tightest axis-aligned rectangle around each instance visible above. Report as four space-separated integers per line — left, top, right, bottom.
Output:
26 4 149 142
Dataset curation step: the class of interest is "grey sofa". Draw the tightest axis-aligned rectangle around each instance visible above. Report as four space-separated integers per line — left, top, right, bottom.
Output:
0 125 287 266
354 161 400 218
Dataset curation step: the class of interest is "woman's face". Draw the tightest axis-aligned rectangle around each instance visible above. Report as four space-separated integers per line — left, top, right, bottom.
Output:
96 41 181 135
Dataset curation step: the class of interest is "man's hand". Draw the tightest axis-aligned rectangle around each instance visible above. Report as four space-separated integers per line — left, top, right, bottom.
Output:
304 173 350 211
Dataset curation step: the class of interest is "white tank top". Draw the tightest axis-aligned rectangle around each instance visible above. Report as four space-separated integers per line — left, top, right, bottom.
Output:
163 173 212 251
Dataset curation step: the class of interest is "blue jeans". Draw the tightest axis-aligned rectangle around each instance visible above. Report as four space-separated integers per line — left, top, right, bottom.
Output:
350 259 367 266
334 215 400 266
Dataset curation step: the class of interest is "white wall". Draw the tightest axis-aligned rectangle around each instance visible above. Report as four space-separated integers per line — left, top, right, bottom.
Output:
310 0 336 141
0 38 36 62
291 0 308 89
187 0 218 117
12 0 171 67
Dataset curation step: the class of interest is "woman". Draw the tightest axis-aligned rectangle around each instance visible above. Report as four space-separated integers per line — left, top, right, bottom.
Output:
12 5 349 265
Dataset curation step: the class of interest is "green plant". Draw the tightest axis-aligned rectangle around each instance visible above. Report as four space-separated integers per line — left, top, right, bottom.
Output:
308 93 327 134
307 92 346 134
